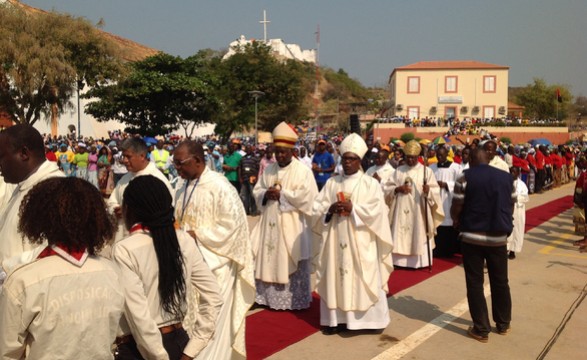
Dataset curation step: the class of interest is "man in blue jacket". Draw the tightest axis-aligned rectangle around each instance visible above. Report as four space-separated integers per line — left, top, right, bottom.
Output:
451 147 515 343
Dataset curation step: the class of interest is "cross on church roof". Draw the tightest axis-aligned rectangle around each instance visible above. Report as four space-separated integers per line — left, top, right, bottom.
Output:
259 10 270 43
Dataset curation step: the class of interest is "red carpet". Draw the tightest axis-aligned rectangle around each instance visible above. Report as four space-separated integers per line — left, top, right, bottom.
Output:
245 195 573 359
525 195 573 232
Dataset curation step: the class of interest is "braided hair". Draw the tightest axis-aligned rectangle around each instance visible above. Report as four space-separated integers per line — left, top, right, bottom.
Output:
123 175 186 318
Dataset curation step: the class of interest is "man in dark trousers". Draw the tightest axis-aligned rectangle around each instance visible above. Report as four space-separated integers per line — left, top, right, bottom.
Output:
451 147 515 343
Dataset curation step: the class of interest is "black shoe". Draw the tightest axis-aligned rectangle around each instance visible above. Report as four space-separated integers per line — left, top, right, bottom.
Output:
321 326 339 335
508 251 516 260
496 325 511 335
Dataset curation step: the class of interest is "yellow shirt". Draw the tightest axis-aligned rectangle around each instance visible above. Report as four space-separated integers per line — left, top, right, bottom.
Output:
55 150 75 164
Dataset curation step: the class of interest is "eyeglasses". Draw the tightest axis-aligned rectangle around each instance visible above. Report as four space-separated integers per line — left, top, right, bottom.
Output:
173 157 194 166
341 156 361 162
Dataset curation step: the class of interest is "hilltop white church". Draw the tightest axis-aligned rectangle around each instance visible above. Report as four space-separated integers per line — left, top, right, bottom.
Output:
223 34 316 64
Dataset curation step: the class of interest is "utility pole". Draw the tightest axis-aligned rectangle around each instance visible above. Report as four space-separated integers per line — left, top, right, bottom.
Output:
77 78 84 139
314 24 320 127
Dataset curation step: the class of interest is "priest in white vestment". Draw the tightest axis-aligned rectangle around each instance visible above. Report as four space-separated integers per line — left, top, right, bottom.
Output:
483 139 510 173
0 125 64 282
507 166 529 259
174 140 255 360
251 122 318 310
312 133 394 334
429 146 462 258
0 176 13 211
107 138 172 245
384 140 444 269
365 145 396 190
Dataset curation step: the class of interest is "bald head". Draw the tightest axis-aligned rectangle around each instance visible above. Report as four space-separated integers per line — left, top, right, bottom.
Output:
470 148 489 167
0 124 45 159
176 140 205 161
0 124 46 183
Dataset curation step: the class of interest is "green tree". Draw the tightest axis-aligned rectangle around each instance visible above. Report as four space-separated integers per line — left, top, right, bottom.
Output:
499 136 512 144
213 42 312 140
0 5 123 126
85 52 219 137
515 78 571 120
573 96 587 121
400 132 416 143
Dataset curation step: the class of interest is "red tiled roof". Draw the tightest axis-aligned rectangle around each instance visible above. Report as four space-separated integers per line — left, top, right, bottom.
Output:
508 101 524 110
389 61 509 82
9 0 159 62
395 60 509 71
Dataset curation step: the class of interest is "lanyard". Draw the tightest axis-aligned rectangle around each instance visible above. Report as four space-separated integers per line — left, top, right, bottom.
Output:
179 177 199 226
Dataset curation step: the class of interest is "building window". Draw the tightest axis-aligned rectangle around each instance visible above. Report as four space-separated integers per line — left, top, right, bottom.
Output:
483 76 496 93
483 106 495 119
445 76 458 93
407 106 420 119
407 77 420 94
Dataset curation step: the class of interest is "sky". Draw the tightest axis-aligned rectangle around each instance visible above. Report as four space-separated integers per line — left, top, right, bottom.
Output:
22 0 587 97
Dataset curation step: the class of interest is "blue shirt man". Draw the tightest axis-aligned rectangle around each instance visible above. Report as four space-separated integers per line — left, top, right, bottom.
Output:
311 140 335 191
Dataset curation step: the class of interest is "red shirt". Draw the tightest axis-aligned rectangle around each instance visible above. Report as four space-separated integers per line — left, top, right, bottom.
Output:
535 151 545 170
527 154 537 169
550 154 562 168
513 156 529 173
46 151 57 162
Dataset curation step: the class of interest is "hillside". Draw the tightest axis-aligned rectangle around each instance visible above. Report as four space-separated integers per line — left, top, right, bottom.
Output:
303 66 386 130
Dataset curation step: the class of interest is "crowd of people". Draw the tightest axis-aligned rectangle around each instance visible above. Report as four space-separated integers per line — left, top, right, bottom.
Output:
380 115 565 130
0 122 581 358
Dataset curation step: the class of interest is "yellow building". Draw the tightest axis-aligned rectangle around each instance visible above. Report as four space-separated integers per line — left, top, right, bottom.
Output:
388 60 509 121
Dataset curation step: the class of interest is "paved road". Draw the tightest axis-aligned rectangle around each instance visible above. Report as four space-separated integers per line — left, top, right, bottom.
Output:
248 182 587 360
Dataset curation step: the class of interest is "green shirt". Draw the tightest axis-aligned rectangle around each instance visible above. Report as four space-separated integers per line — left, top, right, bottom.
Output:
73 152 89 168
223 152 242 182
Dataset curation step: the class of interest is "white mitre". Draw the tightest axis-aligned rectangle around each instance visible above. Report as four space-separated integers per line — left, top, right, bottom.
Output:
339 133 368 158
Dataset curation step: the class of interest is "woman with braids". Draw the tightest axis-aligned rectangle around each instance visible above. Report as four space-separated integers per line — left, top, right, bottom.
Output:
0 177 125 359
112 175 222 360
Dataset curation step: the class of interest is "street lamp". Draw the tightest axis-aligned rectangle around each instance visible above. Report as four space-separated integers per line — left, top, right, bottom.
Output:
248 90 265 146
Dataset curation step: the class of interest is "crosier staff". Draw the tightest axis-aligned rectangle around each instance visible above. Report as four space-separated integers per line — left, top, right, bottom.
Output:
423 148 432 273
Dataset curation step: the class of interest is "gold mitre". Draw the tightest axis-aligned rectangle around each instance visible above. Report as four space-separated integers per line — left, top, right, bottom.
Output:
272 122 298 148
404 140 422 156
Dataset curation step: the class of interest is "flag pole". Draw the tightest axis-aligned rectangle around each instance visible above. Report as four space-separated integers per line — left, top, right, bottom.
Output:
423 146 432 273
556 88 561 120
